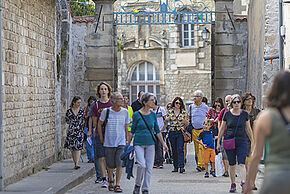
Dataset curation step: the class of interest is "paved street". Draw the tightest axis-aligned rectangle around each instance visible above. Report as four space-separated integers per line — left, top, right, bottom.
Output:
67 144 263 194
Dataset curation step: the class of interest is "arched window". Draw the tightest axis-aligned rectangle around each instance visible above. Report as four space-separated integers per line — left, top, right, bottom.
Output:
130 61 160 103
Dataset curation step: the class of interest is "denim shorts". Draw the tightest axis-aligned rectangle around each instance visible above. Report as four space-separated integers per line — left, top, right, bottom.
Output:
225 138 248 166
94 135 105 159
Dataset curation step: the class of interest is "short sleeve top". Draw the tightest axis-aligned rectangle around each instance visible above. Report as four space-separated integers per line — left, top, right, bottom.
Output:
90 100 113 136
100 107 130 147
168 109 187 131
189 103 209 129
206 107 219 128
223 110 249 139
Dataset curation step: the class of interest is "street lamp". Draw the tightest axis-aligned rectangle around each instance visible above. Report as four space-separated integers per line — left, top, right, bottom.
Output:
201 27 210 41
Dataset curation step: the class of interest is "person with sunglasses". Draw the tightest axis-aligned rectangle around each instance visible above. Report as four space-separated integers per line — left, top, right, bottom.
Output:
206 97 224 137
217 94 254 193
165 97 189 173
241 92 260 190
128 93 168 194
206 97 224 159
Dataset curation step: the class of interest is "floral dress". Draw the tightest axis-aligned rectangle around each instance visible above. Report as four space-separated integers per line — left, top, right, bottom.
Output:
64 108 85 151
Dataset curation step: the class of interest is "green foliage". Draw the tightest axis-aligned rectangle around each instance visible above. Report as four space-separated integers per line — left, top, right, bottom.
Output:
70 0 95 16
117 37 124 52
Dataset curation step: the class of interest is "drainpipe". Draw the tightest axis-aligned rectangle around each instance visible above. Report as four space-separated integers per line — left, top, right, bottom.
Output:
0 0 4 190
279 0 283 70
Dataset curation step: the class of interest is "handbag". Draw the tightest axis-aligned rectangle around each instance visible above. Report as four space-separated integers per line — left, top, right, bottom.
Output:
174 112 192 142
223 114 241 150
83 132 87 143
139 111 157 143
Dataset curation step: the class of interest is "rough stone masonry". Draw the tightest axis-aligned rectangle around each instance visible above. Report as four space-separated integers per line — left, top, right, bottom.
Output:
2 0 57 185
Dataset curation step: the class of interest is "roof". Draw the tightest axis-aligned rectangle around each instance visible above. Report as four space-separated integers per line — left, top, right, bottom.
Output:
72 16 95 23
233 14 247 22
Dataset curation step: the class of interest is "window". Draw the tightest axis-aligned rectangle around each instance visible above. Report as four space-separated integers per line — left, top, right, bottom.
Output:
182 24 194 47
130 62 160 104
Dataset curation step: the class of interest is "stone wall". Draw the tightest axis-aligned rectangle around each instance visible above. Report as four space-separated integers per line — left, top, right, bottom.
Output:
233 0 249 15
55 0 75 159
283 3 290 70
214 0 248 100
247 0 280 108
2 0 57 185
70 20 91 102
247 0 265 108
262 0 279 103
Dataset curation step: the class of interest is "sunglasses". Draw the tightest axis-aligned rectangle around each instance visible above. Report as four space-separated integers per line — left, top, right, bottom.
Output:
215 104 221 107
175 102 181 105
232 101 241 104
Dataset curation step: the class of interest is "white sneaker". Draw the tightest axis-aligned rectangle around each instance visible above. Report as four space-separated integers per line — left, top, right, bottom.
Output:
101 179 108 188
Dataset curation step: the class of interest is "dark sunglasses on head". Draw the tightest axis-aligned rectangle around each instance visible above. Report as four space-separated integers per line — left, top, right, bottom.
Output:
233 101 241 104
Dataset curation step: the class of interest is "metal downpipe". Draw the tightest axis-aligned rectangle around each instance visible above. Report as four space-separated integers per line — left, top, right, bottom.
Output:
0 0 3 190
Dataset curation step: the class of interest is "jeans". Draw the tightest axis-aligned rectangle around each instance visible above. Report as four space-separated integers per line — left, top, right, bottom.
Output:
169 131 184 168
92 129 101 178
154 136 164 164
135 145 155 191
84 127 94 160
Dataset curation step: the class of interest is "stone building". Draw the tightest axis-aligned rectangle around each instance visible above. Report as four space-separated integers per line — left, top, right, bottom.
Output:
115 0 215 106
247 0 281 107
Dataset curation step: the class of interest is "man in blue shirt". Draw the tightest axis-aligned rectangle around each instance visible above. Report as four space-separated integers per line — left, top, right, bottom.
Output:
188 90 209 171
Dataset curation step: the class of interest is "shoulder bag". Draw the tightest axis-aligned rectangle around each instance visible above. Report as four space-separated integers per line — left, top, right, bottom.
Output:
174 112 192 142
186 104 194 134
101 108 110 138
139 111 157 143
223 114 241 150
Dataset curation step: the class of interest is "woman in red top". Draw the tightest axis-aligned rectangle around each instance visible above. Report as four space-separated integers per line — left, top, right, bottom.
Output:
206 98 224 128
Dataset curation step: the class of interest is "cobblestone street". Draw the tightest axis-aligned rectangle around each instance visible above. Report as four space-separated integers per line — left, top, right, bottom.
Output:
67 144 263 194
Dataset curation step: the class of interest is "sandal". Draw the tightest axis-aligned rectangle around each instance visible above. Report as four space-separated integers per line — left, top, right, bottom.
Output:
108 181 114 191
114 185 123 193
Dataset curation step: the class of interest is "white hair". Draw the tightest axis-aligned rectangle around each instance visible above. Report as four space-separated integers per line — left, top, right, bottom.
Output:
194 90 204 97
111 92 122 99
225 95 231 100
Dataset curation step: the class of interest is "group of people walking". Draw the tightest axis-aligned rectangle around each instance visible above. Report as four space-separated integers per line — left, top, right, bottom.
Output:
63 71 290 194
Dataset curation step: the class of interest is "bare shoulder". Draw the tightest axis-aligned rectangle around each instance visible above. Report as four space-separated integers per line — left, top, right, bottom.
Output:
255 109 272 136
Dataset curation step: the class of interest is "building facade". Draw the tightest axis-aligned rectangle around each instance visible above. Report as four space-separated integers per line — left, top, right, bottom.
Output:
115 0 214 106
